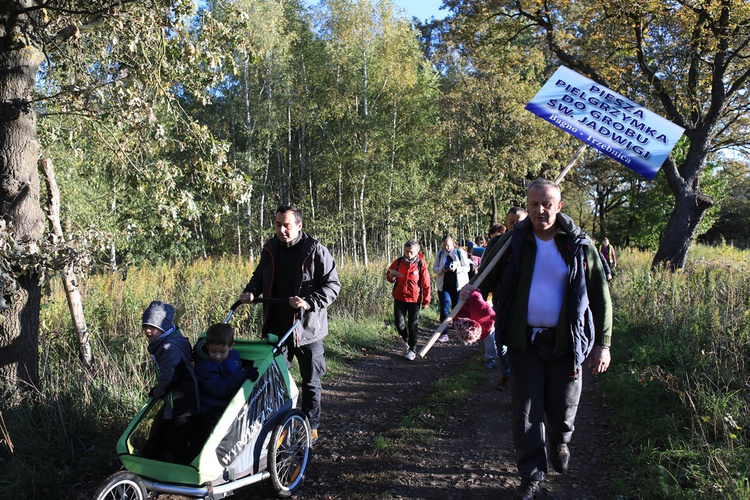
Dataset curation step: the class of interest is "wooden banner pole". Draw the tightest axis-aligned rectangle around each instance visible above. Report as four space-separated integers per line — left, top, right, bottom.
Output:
418 143 587 358
418 238 511 358
554 144 587 184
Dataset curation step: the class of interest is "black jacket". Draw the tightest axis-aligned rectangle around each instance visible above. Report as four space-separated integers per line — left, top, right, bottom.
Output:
243 232 341 346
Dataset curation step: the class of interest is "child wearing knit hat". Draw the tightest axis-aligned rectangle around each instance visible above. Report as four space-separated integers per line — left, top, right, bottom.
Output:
140 300 200 463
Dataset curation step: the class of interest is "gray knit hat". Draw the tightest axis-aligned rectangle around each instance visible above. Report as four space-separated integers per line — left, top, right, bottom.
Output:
141 300 175 333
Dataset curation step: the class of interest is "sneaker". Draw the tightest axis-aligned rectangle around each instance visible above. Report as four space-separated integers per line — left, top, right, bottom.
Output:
513 479 540 499
403 341 410 356
484 358 497 369
437 334 450 343
405 350 416 361
551 443 570 474
310 428 319 447
496 375 510 391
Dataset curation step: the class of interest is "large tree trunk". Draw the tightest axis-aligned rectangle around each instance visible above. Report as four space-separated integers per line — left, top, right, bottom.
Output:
653 155 713 271
0 25 46 389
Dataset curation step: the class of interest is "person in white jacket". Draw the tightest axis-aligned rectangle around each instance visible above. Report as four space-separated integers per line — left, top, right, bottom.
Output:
432 234 471 342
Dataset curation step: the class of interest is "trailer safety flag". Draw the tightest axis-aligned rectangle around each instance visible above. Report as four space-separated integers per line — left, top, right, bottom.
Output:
525 66 685 180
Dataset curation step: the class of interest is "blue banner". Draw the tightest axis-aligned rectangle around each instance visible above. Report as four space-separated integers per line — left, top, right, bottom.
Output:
525 66 684 180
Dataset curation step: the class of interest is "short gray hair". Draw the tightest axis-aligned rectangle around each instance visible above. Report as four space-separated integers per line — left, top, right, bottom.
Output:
527 179 561 198
405 239 420 249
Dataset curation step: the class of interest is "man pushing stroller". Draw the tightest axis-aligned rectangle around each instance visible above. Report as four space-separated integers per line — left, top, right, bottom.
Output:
239 204 341 447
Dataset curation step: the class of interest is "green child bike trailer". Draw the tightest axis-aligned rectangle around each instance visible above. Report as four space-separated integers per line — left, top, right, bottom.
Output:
95 299 311 500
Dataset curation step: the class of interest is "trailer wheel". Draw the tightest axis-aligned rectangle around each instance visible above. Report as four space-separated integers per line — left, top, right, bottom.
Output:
268 409 311 497
94 471 147 500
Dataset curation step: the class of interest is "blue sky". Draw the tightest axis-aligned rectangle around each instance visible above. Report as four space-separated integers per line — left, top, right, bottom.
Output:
392 0 447 21
303 1 449 22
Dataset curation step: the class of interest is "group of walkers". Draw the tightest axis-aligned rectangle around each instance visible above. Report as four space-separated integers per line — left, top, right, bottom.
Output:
142 184 614 499
385 179 614 499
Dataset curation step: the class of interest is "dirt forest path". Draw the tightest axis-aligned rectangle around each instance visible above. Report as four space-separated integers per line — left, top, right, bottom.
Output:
233 322 622 500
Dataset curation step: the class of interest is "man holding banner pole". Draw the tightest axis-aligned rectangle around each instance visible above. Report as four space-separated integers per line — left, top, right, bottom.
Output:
460 179 612 499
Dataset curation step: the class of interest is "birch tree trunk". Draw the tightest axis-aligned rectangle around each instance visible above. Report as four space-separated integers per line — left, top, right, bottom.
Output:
386 105 397 263
287 105 293 203
39 158 93 371
243 59 255 259
110 192 117 271
359 171 368 267
337 162 344 263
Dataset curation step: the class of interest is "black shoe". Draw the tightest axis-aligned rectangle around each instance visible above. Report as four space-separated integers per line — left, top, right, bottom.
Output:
513 480 540 499
551 443 570 473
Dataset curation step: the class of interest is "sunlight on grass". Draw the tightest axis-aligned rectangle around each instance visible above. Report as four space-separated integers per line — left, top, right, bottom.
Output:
603 244 750 499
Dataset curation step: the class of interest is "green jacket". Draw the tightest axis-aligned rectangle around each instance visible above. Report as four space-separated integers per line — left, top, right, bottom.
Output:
472 214 611 358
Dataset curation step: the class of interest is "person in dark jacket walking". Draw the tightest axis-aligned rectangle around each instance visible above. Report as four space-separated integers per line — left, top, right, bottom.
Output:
461 179 612 499
386 240 431 360
239 205 341 446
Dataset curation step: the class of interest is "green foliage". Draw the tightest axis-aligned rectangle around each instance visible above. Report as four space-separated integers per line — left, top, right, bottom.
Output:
601 245 750 498
699 157 750 248
605 171 673 250
32 0 742 270
36 0 250 267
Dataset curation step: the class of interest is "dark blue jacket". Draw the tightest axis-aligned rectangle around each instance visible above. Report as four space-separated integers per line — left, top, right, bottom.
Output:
193 339 247 413
147 328 199 419
474 214 612 367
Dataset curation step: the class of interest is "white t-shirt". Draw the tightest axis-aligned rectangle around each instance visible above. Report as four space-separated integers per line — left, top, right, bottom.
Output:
527 235 567 328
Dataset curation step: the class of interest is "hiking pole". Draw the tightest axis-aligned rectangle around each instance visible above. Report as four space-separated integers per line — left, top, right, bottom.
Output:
418 237 511 358
418 143 586 358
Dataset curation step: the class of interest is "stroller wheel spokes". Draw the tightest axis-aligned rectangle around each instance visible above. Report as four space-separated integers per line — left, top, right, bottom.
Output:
94 471 148 500
269 409 311 497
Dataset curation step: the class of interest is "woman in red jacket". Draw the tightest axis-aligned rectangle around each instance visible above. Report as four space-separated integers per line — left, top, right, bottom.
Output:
386 240 432 360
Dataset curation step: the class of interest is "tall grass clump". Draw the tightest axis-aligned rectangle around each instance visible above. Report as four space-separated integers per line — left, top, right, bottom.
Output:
604 244 750 499
321 257 397 374
2 255 399 497
331 257 393 320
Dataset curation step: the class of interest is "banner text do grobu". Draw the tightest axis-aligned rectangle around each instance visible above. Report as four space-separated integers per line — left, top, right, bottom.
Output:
525 66 685 180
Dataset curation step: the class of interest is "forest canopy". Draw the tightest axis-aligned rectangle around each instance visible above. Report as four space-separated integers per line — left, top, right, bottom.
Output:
23 0 749 271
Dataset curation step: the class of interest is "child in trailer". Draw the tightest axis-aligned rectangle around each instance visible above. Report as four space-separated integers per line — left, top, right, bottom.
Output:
140 300 200 463
193 322 259 430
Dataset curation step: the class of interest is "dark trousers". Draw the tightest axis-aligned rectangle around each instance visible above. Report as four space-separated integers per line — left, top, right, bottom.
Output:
394 299 421 350
508 327 582 482
283 339 326 430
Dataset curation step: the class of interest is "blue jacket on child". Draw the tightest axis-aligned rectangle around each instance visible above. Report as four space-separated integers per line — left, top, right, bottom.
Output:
193 339 247 414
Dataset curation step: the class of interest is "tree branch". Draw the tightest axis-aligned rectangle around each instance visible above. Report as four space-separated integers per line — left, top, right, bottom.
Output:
630 13 685 128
